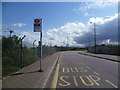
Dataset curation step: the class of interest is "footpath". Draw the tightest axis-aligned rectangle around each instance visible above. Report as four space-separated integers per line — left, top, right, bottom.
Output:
2 52 60 88
79 51 119 62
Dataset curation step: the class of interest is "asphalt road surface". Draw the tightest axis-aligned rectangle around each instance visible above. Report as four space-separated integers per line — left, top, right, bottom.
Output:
52 51 118 88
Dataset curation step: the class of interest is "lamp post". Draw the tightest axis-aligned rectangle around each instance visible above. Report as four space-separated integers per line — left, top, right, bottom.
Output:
90 22 96 54
33 39 37 61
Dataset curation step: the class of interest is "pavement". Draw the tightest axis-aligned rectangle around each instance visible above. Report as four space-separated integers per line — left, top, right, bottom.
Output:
2 52 60 89
52 51 118 88
79 51 119 62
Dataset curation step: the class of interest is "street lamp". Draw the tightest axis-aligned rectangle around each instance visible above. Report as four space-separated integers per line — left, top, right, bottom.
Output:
90 22 97 54
33 39 37 61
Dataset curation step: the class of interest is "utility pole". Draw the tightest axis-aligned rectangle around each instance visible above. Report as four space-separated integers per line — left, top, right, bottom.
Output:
94 23 96 54
90 22 97 54
66 36 69 47
38 32 43 72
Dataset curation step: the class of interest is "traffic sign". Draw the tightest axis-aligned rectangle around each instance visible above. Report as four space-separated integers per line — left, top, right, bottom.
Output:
34 18 42 32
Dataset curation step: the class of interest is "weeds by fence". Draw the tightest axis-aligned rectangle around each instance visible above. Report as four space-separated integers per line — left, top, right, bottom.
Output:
2 35 86 77
2 35 60 77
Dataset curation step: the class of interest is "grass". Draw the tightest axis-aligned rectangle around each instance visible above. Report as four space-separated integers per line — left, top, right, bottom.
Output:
67 48 87 51
2 48 39 77
2 47 59 77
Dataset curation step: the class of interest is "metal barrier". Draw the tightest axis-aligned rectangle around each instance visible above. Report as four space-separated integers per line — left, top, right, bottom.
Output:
87 45 119 55
2 42 60 76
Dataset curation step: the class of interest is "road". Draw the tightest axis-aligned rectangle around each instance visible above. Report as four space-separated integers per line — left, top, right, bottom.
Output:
51 51 118 88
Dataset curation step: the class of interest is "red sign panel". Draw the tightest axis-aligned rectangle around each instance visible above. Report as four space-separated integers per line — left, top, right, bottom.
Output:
34 19 40 24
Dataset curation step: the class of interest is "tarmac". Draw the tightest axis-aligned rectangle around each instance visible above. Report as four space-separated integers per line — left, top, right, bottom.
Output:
79 51 119 62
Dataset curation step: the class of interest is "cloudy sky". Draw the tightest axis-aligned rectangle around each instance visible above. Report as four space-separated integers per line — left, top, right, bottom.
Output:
2 1 118 47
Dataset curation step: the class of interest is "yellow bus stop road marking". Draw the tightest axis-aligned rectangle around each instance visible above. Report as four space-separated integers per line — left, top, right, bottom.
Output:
51 64 60 88
86 66 91 70
105 80 118 88
93 71 100 76
81 63 85 66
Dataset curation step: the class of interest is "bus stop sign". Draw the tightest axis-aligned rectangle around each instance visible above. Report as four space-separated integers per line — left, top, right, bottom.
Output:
34 18 42 32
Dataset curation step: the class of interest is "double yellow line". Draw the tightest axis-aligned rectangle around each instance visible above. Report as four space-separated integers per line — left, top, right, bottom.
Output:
51 52 61 88
51 63 60 88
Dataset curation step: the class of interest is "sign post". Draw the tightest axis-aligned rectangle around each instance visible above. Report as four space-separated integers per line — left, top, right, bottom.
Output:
34 18 43 72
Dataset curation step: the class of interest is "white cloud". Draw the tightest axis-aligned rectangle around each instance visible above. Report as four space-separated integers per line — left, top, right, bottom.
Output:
75 13 118 46
88 14 118 25
101 39 118 45
20 14 118 48
12 23 26 27
101 39 111 45
45 14 118 47
76 2 117 12
84 12 89 16
43 22 89 47
19 32 39 46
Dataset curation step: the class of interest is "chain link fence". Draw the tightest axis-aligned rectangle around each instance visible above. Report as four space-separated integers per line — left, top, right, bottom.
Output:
3 45 60 77
87 45 119 56
2 36 60 77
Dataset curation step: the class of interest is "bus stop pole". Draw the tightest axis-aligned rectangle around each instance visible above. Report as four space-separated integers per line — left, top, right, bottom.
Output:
38 22 43 72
